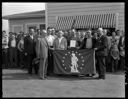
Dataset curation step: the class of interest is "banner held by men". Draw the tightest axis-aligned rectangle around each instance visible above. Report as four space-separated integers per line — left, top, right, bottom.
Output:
53 49 96 75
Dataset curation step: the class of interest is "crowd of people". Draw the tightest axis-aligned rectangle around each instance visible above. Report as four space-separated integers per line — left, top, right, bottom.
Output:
2 27 125 80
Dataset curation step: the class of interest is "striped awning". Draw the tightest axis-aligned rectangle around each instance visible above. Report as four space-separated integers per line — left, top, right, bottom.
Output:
74 13 116 29
55 16 75 30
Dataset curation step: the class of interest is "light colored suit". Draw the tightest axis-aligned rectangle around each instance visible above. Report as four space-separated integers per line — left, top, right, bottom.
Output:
53 37 67 50
35 37 48 78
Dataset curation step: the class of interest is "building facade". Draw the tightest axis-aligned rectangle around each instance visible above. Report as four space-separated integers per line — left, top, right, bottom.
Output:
3 10 45 34
46 3 124 31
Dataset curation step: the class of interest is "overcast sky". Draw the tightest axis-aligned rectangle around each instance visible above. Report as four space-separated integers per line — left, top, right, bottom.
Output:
2 2 45 32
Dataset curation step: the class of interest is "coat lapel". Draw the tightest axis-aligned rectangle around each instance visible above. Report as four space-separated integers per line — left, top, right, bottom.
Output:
56 38 59 47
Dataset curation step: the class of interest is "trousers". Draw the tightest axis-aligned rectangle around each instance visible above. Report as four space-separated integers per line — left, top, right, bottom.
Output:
96 56 106 77
39 58 48 78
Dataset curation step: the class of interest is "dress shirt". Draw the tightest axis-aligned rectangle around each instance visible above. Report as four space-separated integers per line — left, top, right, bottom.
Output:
86 38 92 49
2 36 9 49
58 37 63 45
30 35 34 40
11 39 16 47
46 35 55 46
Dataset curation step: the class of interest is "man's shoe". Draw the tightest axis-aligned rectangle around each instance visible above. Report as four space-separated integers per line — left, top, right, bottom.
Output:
39 77 46 80
44 75 47 78
98 76 105 80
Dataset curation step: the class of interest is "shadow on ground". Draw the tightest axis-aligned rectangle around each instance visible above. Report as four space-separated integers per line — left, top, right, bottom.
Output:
2 69 124 81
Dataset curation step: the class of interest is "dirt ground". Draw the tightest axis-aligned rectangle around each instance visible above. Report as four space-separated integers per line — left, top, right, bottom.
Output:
2 69 125 97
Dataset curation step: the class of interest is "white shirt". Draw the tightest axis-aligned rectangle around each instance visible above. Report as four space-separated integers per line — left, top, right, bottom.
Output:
30 35 33 39
2 36 9 49
86 38 92 49
11 39 16 47
115 36 120 45
19 39 24 49
58 37 63 45
122 37 124 44
46 35 55 46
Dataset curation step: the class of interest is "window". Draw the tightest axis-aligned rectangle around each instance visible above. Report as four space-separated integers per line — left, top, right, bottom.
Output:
12 25 23 34
40 24 45 30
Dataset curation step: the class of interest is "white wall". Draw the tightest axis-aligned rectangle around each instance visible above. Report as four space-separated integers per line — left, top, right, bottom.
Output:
2 19 9 33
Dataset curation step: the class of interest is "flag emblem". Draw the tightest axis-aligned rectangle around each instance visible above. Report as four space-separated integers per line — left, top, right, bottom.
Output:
61 51 85 73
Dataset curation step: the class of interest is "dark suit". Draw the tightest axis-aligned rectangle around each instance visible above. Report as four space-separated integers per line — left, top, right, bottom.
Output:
95 35 108 78
118 36 125 71
24 35 37 74
79 37 96 49
79 37 96 76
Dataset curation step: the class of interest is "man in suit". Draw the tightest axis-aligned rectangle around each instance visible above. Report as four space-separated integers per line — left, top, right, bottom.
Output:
53 30 67 50
80 30 96 49
94 28 108 79
24 28 37 75
118 31 125 71
35 30 49 79
79 30 96 77
103 29 111 72
68 29 80 50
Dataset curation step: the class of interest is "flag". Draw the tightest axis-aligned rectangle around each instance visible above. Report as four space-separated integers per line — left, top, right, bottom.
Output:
53 49 96 75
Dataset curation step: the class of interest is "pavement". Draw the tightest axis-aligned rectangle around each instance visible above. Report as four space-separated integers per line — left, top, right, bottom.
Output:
2 69 125 97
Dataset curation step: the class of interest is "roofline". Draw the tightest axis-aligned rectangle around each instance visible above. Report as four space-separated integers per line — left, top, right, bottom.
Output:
2 10 45 20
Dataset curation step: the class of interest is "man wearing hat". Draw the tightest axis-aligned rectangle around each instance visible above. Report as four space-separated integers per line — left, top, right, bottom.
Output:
53 30 67 50
94 28 108 79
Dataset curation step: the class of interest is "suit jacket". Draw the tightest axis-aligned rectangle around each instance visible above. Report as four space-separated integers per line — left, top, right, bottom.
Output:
79 37 96 49
24 35 36 55
118 36 125 51
35 37 48 59
53 37 67 50
95 35 108 56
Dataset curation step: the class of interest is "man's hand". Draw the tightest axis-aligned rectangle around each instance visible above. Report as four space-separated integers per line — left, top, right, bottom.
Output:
49 47 54 50
120 47 124 50
94 48 97 51
76 47 80 49
25 53 27 56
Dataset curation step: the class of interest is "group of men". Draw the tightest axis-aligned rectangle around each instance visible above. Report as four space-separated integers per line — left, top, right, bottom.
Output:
2 27 125 80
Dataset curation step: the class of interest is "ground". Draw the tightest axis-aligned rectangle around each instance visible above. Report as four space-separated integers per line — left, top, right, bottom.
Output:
2 69 125 97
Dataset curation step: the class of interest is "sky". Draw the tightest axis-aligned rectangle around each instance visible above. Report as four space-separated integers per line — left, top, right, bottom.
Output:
2 2 45 32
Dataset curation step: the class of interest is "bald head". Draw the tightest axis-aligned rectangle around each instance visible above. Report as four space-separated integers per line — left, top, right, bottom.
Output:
98 28 103 36
103 29 107 36
40 30 47 37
